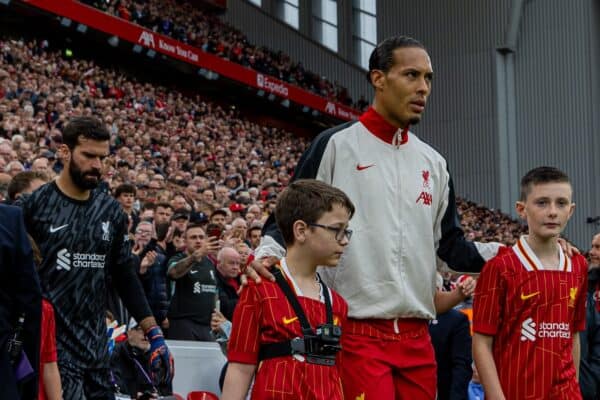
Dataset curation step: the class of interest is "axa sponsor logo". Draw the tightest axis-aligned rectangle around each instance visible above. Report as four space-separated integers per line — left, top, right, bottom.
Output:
256 73 289 97
138 31 155 48
416 169 433 206
55 248 106 271
520 317 570 342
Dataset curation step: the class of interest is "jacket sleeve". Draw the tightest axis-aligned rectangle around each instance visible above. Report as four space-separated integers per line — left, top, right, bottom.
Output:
580 289 600 400
449 311 472 400
0 205 42 399
436 169 501 273
259 124 349 256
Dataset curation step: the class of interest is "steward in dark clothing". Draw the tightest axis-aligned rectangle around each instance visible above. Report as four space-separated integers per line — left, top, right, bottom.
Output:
0 204 42 400
580 267 600 400
429 309 472 400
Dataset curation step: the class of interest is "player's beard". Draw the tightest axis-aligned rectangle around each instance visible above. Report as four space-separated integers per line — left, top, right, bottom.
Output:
409 116 422 126
69 158 101 190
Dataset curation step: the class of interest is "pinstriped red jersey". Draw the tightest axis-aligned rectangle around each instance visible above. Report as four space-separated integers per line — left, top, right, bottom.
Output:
473 236 587 400
228 261 348 400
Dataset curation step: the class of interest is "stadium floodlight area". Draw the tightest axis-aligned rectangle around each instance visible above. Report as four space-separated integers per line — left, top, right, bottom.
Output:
76 23 87 33
0 0 11 6
146 49 156 58
281 99 290 108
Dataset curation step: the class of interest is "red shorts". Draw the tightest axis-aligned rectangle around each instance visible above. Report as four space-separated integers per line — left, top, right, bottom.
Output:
339 318 436 400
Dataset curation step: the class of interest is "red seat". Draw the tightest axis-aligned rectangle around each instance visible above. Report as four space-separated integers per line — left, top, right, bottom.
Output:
187 391 219 400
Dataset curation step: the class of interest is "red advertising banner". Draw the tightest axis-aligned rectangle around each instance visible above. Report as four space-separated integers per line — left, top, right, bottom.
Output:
21 0 360 121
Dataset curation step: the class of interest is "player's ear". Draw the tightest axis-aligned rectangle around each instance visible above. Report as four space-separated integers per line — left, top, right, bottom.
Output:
515 201 526 219
568 202 576 218
370 69 386 91
57 144 70 162
292 220 307 244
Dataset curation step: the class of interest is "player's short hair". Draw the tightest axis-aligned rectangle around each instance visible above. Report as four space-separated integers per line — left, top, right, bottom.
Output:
520 166 571 201
367 35 426 85
275 179 355 246
8 171 48 201
62 116 110 149
114 183 136 198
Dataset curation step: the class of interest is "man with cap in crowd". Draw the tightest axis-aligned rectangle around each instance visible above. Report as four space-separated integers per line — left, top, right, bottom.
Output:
209 209 227 230
171 209 189 234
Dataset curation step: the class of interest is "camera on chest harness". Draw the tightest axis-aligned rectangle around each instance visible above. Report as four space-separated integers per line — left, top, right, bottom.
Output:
258 269 342 366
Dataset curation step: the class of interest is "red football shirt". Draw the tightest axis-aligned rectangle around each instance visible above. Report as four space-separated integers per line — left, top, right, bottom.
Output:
39 299 57 400
473 237 587 400
228 261 348 400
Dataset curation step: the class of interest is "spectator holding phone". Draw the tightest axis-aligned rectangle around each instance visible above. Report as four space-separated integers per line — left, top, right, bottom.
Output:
166 223 220 341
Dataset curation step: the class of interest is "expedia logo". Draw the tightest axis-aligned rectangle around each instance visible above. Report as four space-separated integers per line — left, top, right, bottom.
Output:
256 74 289 97
55 249 106 271
138 31 155 48
520 317 570 342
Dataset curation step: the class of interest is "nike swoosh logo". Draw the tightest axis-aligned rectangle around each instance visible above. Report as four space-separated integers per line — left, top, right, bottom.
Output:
521 291 540 300
49 224 69 233
282 316 298 325
190 270 199 274
356 163 375 171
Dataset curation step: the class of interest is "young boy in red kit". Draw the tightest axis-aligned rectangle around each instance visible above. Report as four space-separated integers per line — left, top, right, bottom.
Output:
221 179 355 400
473 166 587 400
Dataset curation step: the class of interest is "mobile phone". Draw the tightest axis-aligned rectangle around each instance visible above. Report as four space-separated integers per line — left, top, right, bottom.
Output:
206 224 222 239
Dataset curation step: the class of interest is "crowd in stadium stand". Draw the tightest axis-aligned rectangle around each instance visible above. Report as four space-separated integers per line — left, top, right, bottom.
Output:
0 37 527 397
78 0 371 110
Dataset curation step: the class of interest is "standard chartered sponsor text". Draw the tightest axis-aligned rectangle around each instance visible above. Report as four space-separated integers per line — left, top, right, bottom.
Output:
538 322 571 339
72 253 106 269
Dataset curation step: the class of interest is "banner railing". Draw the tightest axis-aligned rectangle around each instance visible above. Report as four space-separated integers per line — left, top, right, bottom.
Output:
21 0 360 121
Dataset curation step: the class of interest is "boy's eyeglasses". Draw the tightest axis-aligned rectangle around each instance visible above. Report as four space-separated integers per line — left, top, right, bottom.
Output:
307 223 353 241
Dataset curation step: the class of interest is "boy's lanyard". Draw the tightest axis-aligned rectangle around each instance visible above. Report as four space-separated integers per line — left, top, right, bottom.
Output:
272 267 333 335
